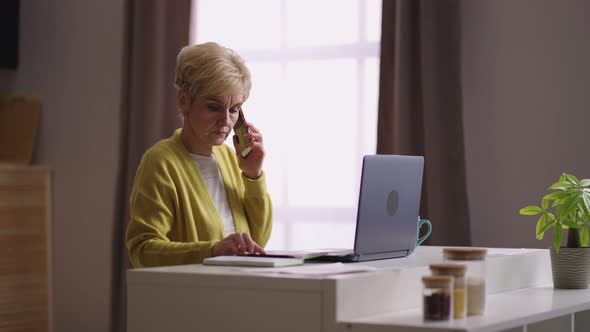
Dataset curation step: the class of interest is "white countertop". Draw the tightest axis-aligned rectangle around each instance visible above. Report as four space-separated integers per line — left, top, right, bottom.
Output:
127 246 579 332
128 246 545 277
128 246 551 295
342 285 590 332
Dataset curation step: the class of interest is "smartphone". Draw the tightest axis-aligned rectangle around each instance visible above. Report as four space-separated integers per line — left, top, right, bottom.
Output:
233 109 252 157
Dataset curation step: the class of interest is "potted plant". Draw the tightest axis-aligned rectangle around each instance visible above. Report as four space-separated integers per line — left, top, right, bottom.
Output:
519 173 590 289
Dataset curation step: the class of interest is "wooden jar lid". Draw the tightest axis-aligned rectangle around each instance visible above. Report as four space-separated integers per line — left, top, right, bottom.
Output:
422 275 453 288
443 247 487 261
429 264 467 276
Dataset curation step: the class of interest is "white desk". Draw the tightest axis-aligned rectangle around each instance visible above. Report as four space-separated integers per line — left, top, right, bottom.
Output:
127 246 590 332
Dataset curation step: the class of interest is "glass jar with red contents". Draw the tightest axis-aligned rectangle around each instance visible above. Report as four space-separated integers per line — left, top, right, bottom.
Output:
422 275 453 321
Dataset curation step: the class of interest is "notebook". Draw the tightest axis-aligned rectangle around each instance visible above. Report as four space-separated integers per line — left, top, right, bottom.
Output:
266 154 425 263
203 255 304 267
242 250 332 260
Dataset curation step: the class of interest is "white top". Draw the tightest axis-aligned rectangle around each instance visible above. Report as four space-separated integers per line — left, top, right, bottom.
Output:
190 153 235 235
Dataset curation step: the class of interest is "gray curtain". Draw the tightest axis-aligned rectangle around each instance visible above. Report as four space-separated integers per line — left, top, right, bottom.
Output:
377 0 471 246
110 1 190 331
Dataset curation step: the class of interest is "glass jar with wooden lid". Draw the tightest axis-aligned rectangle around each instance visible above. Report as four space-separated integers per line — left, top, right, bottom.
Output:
430 264 467 319
422 275 453 321
443 247 488 315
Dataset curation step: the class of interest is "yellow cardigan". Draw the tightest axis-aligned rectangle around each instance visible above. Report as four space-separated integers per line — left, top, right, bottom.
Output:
126 129 273 267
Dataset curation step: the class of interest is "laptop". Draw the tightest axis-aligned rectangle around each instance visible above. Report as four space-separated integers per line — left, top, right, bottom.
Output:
263 154 425 263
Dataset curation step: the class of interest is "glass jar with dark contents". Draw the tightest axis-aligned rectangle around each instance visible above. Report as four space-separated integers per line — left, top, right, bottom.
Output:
422 275 453 321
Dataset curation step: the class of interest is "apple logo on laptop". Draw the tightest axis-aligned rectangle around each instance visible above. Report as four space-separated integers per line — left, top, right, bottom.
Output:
386 190 399 216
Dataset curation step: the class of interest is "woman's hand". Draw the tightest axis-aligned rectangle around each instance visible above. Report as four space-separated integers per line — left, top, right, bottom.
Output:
233 121 265 179
212 232 266 256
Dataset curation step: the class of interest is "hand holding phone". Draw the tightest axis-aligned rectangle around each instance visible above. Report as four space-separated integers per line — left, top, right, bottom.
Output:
233 109 252 157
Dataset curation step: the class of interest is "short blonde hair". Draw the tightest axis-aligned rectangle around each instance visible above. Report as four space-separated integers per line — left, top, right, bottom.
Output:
174 42 251 102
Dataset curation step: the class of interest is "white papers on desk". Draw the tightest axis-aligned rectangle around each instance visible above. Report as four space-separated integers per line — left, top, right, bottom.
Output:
240 263 377 276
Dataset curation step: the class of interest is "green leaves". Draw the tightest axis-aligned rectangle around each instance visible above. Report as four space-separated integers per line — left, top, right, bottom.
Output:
520 173 590 250
548 181 569 191
581 192 590 221
561 217 579 229
556 196 578 223
543 191 569 201
541 198 549 210
565 174 580 185
554 225 563 252
520 206 543 216
581 225 589 247
536 215 554 239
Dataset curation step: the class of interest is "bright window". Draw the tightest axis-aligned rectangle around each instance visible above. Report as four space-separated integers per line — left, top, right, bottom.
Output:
191 0 382 250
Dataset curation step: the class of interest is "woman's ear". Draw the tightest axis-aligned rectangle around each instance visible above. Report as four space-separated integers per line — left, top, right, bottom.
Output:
176 88 189 115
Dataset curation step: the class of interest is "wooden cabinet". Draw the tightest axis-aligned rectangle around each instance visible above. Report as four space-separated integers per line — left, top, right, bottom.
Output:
0 165 51 331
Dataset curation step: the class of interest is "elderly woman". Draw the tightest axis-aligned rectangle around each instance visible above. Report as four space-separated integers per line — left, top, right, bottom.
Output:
126 42 272 267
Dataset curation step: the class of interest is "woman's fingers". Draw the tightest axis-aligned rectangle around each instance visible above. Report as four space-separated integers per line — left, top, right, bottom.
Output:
230 233 247 254
214 233 264 255
244 121 259 132
247 142 265 157
253 242 265 255
241 233 264 254
244 132 263 143
241 233 255 253
245 122 264 141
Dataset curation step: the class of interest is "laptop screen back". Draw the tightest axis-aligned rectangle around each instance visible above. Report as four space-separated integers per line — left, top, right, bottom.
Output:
353 155 424 255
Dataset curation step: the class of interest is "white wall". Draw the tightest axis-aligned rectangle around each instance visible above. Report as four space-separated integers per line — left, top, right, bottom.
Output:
0 0 125 331
462 0 590 248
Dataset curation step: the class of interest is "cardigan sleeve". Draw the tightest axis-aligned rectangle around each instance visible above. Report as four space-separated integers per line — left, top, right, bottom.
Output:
125 150 217 267
241 171 273 247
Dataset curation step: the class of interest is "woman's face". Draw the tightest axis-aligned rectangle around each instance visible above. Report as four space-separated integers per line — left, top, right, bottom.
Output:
180 92 244 149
